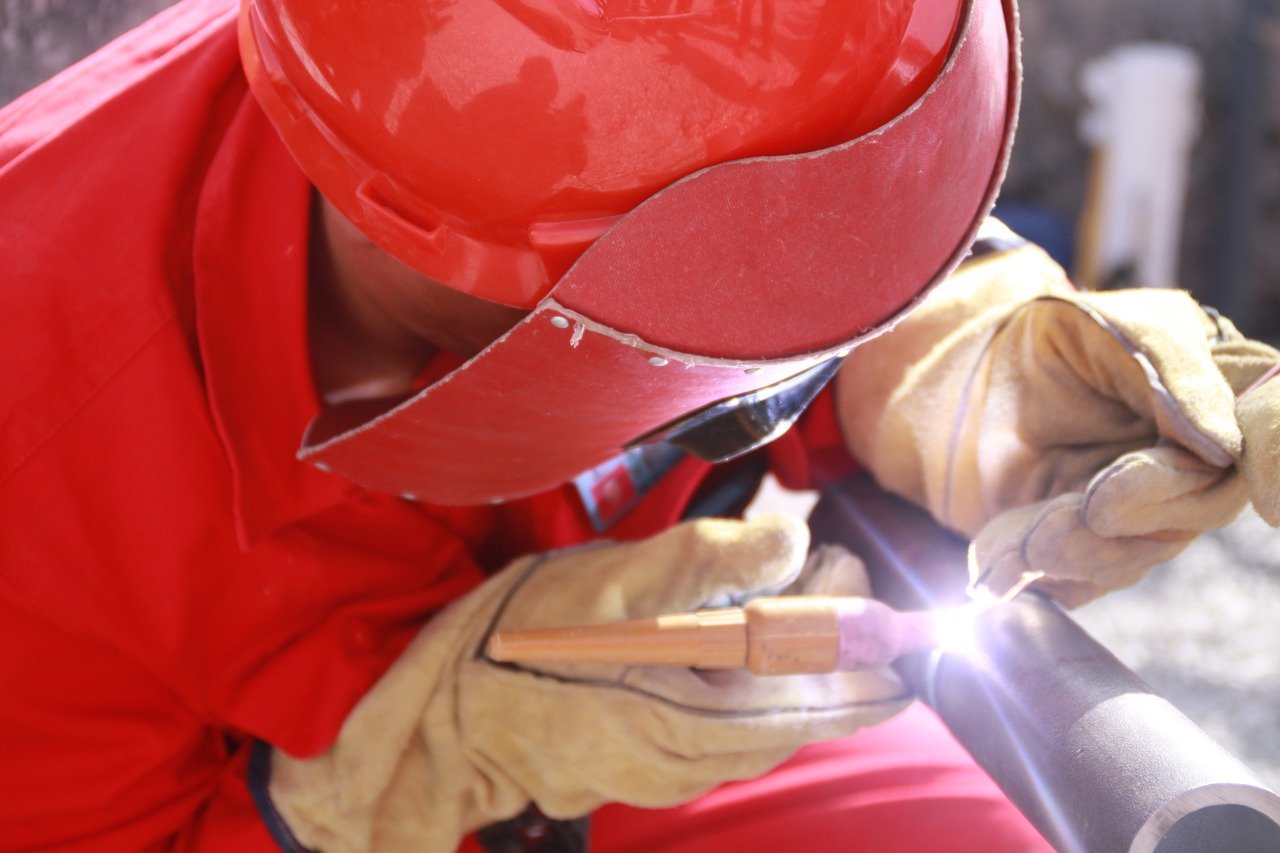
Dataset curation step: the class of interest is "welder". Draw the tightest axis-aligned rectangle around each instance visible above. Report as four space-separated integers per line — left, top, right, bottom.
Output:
1 1 1278 851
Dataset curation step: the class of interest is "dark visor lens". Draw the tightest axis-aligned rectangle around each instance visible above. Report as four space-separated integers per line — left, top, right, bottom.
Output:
627 356 844 463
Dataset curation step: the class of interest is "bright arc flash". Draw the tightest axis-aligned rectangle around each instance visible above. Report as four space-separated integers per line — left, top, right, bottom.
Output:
931 604 984 657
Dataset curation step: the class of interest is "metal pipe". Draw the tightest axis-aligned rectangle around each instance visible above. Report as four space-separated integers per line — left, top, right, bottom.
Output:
808 476 1280 853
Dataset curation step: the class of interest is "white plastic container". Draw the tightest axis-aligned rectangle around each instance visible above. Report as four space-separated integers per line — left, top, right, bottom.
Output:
1078 44 1202 289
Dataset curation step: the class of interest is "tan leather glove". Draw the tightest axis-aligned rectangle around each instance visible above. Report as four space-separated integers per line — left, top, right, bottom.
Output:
1237 364 1280 524
839 220 1280 607
267 515 908 852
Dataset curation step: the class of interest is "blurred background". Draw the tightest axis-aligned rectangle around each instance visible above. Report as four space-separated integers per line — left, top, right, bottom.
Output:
4 0 1278 788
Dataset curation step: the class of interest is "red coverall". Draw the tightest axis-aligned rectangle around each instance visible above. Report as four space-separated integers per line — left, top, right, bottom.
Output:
0 2 1047 850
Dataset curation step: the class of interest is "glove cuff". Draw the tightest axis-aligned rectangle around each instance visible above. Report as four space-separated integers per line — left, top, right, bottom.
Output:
248 740 317 853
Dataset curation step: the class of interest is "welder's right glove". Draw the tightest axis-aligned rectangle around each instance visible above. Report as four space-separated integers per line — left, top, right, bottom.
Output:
837 220 1280 607
264 515 908 852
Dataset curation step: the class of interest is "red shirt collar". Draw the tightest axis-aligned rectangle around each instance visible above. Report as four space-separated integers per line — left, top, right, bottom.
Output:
192 90 354 547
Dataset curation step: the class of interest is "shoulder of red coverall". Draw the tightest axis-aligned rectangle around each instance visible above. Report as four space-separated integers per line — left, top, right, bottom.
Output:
767 384 861 491
0 0 484 761
0 0 237 171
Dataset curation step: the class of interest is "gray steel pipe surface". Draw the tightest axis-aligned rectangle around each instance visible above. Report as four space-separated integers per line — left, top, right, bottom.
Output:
809 476 1280 853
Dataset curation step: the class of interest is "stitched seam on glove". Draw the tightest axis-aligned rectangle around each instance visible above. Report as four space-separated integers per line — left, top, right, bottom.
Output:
1028 294 1235 467
943 321 1006 526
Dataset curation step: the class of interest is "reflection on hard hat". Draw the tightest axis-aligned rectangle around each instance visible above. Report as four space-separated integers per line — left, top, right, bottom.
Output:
240 0 964 306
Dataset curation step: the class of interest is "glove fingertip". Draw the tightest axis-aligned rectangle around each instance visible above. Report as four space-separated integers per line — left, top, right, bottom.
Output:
967 537 1030 603
739 513 810 567
1249 487 1280 528
1036 578 1106 609
689 513 811 595
1238 379 1280 527
747 512 811 546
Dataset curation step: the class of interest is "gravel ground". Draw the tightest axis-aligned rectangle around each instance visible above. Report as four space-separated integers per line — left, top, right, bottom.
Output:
750 476 1280 792
1074 506 1280 790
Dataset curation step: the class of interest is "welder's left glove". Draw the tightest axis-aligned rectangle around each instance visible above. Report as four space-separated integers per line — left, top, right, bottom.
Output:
265 517 906 852
838 220 1280 607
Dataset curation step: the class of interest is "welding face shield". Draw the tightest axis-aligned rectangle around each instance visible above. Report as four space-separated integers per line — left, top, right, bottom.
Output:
279 0 1018 505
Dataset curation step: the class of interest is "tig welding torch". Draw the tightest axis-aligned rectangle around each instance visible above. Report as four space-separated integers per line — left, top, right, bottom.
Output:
487 595 946 675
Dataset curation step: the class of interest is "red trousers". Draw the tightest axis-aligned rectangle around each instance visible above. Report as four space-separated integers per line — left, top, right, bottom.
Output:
588 703 1050 852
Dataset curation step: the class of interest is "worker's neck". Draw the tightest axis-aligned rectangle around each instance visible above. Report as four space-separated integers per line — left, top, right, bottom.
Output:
305 193 527 404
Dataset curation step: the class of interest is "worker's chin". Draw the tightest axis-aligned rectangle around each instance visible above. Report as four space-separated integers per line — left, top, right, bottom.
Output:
429 329 507 359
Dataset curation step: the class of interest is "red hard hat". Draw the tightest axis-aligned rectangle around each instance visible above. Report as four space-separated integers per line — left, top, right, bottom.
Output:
240 0 963 308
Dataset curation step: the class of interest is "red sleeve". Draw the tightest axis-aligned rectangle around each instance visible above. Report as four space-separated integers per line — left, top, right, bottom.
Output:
765 384 861 491
0 595 279 852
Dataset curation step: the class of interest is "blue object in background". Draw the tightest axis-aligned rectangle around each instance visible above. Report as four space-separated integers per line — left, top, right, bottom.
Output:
993 201 1075 271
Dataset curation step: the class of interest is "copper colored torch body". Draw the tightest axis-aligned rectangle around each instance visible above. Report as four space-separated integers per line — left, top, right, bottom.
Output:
485 596 938 675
